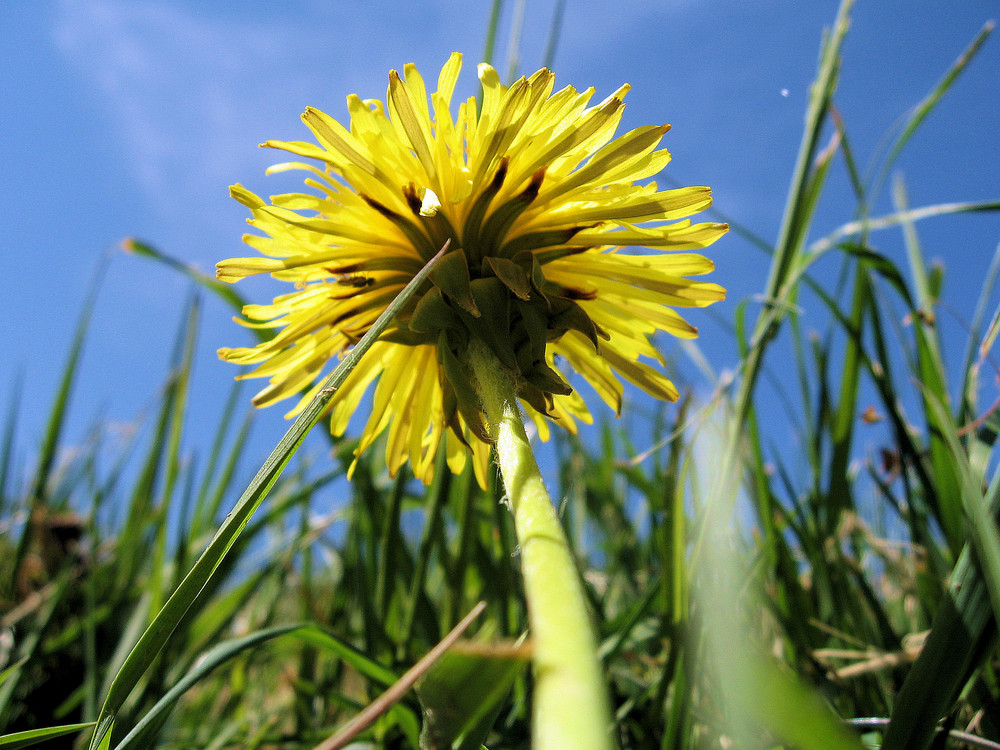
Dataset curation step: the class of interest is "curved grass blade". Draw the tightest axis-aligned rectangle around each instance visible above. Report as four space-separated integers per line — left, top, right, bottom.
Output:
727 0 853 435
415 636 530 750
87 243 447 750
806 199 1000 259
882 395 1000 750
9 260 106 591
114 625 302 750
871 21 994 198
0 723 96 750
895 178 966 550
123 238 248 319
290 625 399 688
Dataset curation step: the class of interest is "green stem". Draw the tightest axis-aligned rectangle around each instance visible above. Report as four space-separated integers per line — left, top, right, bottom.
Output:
468 340 613 750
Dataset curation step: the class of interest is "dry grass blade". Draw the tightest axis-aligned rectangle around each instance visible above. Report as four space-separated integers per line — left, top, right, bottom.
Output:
313 601 487 750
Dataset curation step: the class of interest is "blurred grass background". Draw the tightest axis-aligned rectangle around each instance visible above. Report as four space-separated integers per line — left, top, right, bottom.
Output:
3 1 1000 748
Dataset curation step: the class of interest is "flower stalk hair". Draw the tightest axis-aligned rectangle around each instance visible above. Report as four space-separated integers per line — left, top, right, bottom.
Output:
217 53 726 749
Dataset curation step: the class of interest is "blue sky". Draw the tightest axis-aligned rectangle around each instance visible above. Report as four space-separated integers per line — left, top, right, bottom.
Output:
3 1 999 490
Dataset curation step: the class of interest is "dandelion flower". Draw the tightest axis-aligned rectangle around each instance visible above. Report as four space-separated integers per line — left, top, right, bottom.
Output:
217 53 727 487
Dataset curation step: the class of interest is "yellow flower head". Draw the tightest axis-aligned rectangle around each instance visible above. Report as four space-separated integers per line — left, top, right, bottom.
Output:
217 53 727 487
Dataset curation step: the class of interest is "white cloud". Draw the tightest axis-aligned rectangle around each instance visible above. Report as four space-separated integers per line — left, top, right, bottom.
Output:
52 0 304 210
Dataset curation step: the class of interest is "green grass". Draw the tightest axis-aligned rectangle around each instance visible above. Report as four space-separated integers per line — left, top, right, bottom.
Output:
3 1 1000 748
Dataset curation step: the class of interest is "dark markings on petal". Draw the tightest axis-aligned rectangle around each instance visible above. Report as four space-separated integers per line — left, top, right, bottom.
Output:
360 192 404 220
531 245 590 266
560 286 598 301
359 191 437 259
328 307 366 330
500 224 596 258
402 183 424 216
520 167 546 203
326 262 364 275
490 158 509 191
462 157 510 264
328 288 362 301
480 167 548 258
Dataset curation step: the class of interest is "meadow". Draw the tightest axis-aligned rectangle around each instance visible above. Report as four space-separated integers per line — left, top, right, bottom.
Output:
2 1 1000 748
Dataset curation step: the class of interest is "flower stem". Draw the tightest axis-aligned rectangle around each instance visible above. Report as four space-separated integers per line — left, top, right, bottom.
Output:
468 340 613 750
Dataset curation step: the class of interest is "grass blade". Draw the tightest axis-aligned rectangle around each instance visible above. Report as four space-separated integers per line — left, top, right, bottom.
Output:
895 178 966 549
312 601 486 750
9 262 105 592
871 21 994 198
291 625 399 688
114 625 302 750
882 542 999 750
541 0 567 70
883 398 1000 749
0 377 22 519
503 0 527 82
123 239 248 319
806 199 1000 259
87 244 446 750
0 723 96 750
481 0 504 69
728 0 853 435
